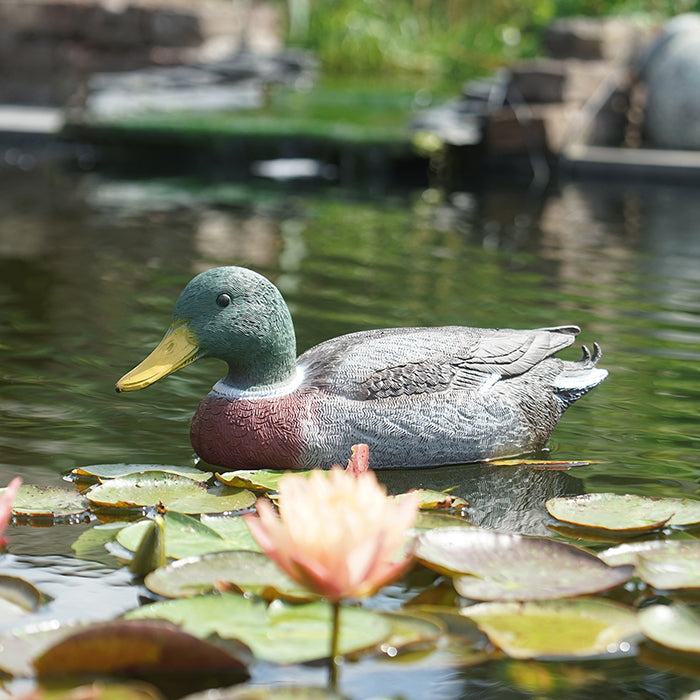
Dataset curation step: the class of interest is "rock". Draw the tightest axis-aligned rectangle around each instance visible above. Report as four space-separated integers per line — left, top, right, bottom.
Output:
643 15 700 149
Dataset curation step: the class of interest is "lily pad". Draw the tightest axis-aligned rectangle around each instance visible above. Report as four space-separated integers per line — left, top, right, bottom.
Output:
0 575 46 615
200 514 264 551
117 511 263 561
71 464 213 483
377 611 444 654
462 599 639 659
397 489 468 510
8 484 89 519
33 619 249 677
25 681 166 700
413 512 471 531
144 550 313 601
184 685 344 700
636 541 700 590
638 604 700 653
415 527 632 601
545 493 700 532
489 459 591 469
126 594 392 664
216 470 310 491
597 540 671 567
86 473 255 514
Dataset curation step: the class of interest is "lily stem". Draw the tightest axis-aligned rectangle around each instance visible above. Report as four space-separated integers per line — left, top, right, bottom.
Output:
329 600 341 690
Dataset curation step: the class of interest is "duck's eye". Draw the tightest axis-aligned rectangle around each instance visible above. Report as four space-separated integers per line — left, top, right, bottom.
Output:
216 293 232 308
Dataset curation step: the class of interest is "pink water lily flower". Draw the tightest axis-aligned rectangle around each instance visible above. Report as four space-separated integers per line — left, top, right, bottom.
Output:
245 466 419 602
0 477 21 549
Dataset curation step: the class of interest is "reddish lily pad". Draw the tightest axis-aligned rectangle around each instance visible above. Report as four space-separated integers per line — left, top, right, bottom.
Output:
144 550 313 601
415 527 632 601
546 493 700 532
0 575 46 614
7 484 89 519
86 473 255 514
462 599 639 659
126 594 391 664
638 604 700 653
71 464 212 483
33 619 250 677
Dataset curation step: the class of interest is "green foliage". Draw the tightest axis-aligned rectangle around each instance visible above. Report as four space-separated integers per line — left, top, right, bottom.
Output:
283 0 700 85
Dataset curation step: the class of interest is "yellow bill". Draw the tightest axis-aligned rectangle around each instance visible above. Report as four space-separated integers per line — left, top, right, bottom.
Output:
116 322 202 392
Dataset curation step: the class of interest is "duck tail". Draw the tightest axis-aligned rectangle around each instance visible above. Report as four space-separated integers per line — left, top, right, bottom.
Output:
553 343 608 409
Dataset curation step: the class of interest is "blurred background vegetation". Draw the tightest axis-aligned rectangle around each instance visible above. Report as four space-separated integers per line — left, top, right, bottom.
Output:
279 0 700 89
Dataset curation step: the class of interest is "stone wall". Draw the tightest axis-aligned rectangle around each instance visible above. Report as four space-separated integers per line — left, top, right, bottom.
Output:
0 0 282 105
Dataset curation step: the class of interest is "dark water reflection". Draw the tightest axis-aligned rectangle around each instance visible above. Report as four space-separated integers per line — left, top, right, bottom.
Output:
1 163 699 696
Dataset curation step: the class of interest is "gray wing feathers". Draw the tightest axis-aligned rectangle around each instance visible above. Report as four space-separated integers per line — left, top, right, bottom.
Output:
299 325 580 400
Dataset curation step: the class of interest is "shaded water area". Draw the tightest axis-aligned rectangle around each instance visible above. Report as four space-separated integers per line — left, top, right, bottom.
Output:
1 158 699 697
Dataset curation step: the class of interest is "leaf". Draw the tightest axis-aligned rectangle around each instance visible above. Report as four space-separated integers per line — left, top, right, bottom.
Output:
597 540 672 567
462 599 639 659
636 541 700 590
126 594 392 664
396 489 468 510
489 459 592 469
0 620 88 677
9 484 89 519
29 681 165 699
545 493 700 532
86 473 255 514
24 681 166 699
183 685 344 700
638 604 700 653
33 619 249 677
130 515 166 576
117 512 226 560
201 514 264 551
216 470 310 491
144 551 313 601
415 527 632 601
71 464 213 483
413 512 471 531
377 611 444 653
0 575 46 614
117 512 262 561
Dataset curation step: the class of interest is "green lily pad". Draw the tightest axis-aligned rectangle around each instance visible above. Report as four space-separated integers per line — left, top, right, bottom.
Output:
117 512 263 561
216 470 311 491
597 540 671 567
71 464 213 483
72 521 129 565
0 575 46 616
377 611 444 654
26 681 165 700
200 514 263 551
489 459 592 469
415 527 632 601
25 681 166 700
413 512 471 531
144 550 313 601
117 511 224 560
33 619 249 677
8 484 89 519
397 489 468 510
462 599 639 659
638 604 700 653
86 473 255 514
184 685 344 700
546 493 700 532
636 541 700 590
126 594 392 664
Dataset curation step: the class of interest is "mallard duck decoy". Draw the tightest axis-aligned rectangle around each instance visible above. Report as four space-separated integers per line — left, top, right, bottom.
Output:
116 266 607 470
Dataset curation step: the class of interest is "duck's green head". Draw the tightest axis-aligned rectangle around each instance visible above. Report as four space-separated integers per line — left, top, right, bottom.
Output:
116 266 297 392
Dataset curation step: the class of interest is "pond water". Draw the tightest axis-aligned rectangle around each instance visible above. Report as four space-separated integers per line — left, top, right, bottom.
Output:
0 159 699 698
